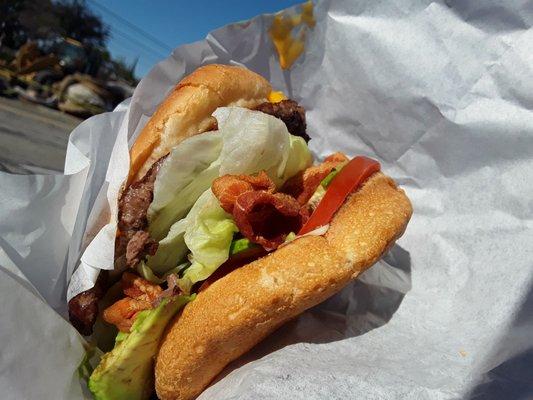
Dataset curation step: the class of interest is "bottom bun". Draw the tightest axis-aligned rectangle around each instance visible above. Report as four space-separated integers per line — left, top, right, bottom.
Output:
155 172 412 400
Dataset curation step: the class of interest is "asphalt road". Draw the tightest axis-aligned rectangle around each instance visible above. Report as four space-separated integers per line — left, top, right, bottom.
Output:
0 96 82 174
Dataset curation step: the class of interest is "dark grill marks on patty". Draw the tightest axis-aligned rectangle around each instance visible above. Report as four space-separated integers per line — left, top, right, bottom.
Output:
125 230 158 267
116 98 309 262
118 155 167 236
255 99 309 142
67 158 166 335
116 154 168 265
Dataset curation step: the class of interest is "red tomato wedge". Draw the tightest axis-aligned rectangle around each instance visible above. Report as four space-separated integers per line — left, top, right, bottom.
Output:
298 156 381 235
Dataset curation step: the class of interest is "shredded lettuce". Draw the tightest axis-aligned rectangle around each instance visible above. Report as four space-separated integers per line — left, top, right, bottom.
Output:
150 163 220 241
136 261 165 284
321 169 337 188
307 160 348 210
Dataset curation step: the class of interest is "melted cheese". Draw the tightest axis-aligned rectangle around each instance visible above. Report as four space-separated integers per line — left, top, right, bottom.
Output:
268 91 287 103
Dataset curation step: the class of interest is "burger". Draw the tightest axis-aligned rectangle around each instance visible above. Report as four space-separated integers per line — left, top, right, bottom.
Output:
68 64 412 400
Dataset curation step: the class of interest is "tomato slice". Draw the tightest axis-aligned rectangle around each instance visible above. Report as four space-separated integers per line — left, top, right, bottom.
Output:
298 156 380 235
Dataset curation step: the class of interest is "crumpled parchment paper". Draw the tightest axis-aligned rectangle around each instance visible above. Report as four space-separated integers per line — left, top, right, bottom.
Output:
1 1 532 399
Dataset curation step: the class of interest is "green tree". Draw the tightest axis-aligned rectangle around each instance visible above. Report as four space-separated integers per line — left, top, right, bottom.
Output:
53 0 109 46
1 0 137 82
0 0 109 49
111 57 138 85
18 0 60 41
0 0 31 48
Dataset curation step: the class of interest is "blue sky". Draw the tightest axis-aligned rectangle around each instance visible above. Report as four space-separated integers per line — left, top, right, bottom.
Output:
86 0 302 78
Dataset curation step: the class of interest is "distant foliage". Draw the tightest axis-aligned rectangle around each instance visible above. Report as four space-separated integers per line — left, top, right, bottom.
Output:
53 0 109 46
112 57 139 85
0 0 30 49
0 0 138 82
1 0 109 48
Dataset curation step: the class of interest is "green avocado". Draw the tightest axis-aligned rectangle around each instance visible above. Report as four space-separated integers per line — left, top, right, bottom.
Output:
229 237 259 255
88 295 193 400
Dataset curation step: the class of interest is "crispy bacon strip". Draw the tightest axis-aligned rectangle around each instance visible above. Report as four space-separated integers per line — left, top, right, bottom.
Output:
281 152 348 205
212 171 275 213
324 152 349 163
154 273 181 307
103 272 163 332
122 271 162 302
103 297 151 333
233 191 308 251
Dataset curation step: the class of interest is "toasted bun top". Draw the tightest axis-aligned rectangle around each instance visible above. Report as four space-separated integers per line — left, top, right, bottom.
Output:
129 64 272 182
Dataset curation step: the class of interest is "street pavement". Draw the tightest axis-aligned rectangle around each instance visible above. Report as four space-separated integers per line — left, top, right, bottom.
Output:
0 96 82 174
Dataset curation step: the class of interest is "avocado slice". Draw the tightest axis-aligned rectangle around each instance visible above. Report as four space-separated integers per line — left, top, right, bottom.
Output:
229 237 259 255
88 295 193 400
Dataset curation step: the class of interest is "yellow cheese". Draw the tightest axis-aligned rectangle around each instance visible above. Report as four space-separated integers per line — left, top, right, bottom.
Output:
268 91 287 103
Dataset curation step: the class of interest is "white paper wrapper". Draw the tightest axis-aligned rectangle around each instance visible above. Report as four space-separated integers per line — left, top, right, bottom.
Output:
1 1 532 399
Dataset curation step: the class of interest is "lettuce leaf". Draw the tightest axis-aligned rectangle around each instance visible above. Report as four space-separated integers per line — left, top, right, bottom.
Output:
273 134 312 186
148 132 222 240
215 107 312 186
147 107 312 278
215 107 290 176
149 108 312 241
148 190 236 284
146 217 188 274
178 190 237 292
136 260 189 284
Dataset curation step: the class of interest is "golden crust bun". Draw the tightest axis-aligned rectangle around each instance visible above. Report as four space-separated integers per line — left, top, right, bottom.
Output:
129 64 272 182
155 172 413 400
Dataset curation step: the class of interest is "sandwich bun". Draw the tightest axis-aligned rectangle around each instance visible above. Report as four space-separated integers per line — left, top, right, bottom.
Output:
155 172 412 400
129 64 271 182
